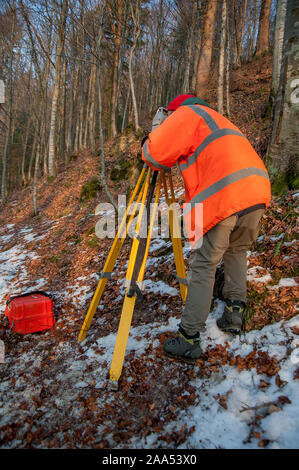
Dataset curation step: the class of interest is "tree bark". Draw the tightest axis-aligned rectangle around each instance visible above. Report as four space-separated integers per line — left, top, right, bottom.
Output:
48 0 68 177
83 63 92 149
226 2 231 119
1 3 15 203
108 0 124 137
217 0 227 114
97 8 117 209
21 115 31 186
271 0 288 100
61 57 67 162
252 0 259 55
267 0 299 179
33 141 41 216
256 0 272 57
195 0 218 97
191 5 202 92
67 23 75 160
129 0 141 133
233 0 241 67
121 85 130 133
183 0 197 93
88 64 97 155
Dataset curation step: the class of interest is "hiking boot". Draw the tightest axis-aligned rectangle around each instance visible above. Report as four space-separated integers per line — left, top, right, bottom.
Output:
163 326 202 364
216 299 245 334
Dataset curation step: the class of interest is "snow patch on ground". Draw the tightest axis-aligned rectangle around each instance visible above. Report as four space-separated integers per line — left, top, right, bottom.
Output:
247 266 272 283
0 241 41 307
64 274 98 308
142 279 178 296
268 278 298 290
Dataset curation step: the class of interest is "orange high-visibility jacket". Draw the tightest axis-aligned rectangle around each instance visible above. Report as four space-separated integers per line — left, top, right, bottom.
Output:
142 104 271 247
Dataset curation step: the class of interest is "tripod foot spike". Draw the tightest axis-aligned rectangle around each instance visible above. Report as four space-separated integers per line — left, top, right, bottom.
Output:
108 379 119 392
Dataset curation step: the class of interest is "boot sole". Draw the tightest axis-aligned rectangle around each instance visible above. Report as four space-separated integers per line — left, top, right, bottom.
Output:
164 351 200 365
218 326 242 335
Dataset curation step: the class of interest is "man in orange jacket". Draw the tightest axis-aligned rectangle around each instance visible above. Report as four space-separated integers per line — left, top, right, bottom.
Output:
142 94 271 364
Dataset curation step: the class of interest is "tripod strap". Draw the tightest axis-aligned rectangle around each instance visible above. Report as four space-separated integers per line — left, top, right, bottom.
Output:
99 271 112 279
175 275 188 286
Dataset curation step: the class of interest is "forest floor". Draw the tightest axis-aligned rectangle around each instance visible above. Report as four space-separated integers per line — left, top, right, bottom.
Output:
0 53 298 449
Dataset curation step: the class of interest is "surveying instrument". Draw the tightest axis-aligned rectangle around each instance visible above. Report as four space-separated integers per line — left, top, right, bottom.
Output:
78 108 188 390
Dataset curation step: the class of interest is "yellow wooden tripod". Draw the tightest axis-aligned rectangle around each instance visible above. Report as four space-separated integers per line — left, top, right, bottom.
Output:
78 166 187 390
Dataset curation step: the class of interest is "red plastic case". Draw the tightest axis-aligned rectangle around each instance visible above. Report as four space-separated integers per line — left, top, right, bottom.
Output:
4 292 55 334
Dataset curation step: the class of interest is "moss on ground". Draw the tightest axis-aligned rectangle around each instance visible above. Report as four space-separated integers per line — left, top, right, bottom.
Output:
110 159 132 181
80 178 101 202
85 235 98 248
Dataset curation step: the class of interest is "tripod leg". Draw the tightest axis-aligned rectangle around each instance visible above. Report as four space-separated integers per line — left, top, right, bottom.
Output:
109 172 162 388
137 173 162 283
78 166 148 343
161 172 187 302
124 168 152 284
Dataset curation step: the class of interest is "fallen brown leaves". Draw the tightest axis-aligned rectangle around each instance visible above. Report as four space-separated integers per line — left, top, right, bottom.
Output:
203 343 280 377
215 390 232 409
233 350 280 376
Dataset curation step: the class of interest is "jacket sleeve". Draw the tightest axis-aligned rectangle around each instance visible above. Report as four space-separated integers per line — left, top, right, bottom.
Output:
142 107 198 172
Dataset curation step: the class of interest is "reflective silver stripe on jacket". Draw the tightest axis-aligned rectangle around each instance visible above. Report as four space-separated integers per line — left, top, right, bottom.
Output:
143 140 171 172
184 167 269 214
185 105 219 131
179 129 246 172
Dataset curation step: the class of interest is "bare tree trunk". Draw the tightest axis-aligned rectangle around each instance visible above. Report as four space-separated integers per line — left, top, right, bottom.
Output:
121 85 130 133
217 0 227 114
33 115 46 214
1 114 11 203
226 3 231 119
67 24 75 160
42 61 51 176
61 57 67 163
191 14 202 92
74 74 81 154
233 0 241 68
116 1 129 127
78 64 85 149
240 0 248 62
83 65 92 148
1 4 15 203
129 0 141 133
97 8 117 209
73 63 81 154
21 116 31 185
88 64 96 155
28 122 38 182
271 0 288 100
267 0 299 180
183 1 197 93
195 0 218 97
109 0 124 137
256 0 272 57
42 105 49 177
251 0 259 55
33 141 41 215
48 0 68 177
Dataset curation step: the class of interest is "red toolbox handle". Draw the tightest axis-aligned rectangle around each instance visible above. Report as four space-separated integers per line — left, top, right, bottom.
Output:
6 291 52 306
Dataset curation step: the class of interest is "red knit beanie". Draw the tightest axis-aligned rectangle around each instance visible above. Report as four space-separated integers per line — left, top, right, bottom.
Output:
167 94 195 111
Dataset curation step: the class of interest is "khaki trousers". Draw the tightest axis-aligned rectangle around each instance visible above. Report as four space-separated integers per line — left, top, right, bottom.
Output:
181 209 264 336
